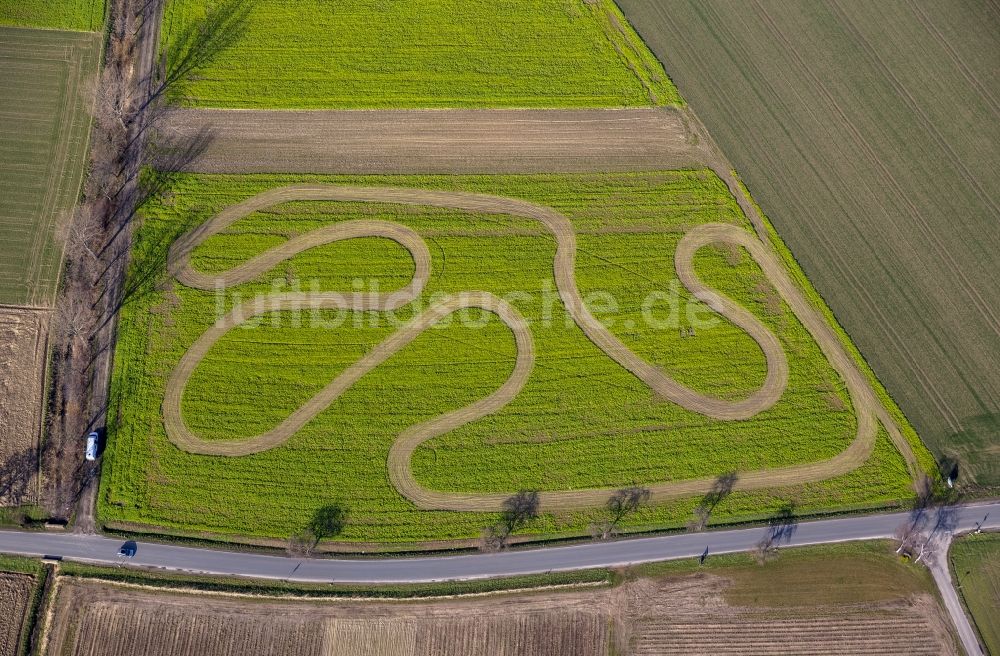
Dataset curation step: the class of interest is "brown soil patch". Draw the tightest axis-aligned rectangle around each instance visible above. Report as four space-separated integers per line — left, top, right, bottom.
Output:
162 185 917 512
0 306 48 506
154 107 704 174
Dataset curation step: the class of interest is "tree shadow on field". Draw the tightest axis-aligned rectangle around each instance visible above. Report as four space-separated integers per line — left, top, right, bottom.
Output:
309 502 349 544
687 471 737 531
0 448 38 506
481 490 540 552
288 502 350 556
145 0 253 110
115 126 217 309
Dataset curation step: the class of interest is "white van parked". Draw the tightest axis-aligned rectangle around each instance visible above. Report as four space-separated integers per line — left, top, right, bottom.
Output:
85 431 99 461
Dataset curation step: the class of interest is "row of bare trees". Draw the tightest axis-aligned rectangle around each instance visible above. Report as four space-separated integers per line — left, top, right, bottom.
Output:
43 0 248 517
44 0 146 516
893 474 959 564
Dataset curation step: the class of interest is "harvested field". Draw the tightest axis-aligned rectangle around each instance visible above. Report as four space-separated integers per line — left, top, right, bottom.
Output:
0 27 101 306
101 171 930 544
0 306 48 506
0 0 105 31
616 0 1000 485
154 108 703 174
0 571 35 656
160 0 679 109
46 579 611 656
44 544 958 655
949 532 1000 655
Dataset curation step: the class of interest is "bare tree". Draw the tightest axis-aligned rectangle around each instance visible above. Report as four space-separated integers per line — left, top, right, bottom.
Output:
96 66 133 134
754 503 798 564
915 505 960 564
480 490 540 552
754 533 779 564
286 530 315 557
893 474 959 561
894 520 922 556
593 485 651 540
688 471 738 531
687 504 711 532
64 206 103 264
53 295 95 358
479 525 506 553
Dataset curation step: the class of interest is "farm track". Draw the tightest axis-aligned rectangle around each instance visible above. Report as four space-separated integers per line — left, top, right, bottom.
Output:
164 184 917 511
153 107 703 174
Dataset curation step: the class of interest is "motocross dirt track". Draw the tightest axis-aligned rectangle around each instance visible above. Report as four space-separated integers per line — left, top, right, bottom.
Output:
162 184 918 512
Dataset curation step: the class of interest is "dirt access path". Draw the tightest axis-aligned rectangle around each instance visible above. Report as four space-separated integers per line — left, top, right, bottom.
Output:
163 184 917 511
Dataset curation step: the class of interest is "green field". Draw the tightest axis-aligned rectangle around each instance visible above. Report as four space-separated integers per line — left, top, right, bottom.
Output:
616 0 1000 487
159 0 679 109
0 0 105 31
950 532 1000 655
98 171 927 545
0 27 101 305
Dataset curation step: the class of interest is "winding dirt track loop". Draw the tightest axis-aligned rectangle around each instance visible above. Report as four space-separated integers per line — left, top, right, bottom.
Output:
164 185 916 511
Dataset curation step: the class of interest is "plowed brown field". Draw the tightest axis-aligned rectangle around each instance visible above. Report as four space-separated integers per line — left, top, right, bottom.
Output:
153 108 704 174
0 571 34 656
0 306 47 506
44 547 958 656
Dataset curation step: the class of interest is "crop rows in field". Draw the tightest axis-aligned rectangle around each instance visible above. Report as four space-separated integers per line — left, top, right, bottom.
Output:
633 615 952 656
100 171 927 544
0 572 34 656
616 0 1000 485
159 0 679 109
323 613 609 656
64 592 324 656
0 0 104 31
46 544 958 655
153 107 703 175
0 27 101 306
0 307 47 506
49 578 609 656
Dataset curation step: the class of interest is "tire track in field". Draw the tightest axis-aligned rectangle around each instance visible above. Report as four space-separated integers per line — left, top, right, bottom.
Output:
163 184 914 510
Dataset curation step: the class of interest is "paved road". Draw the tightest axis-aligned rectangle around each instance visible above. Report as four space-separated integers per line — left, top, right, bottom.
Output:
2 502 995 584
